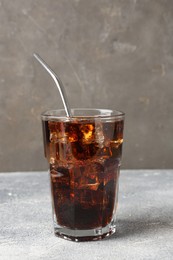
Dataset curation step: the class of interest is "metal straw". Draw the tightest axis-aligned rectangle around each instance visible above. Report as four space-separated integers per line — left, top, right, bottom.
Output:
33 53 72 117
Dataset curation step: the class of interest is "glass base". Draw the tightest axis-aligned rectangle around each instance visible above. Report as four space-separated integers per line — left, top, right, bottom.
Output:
54 220 116 242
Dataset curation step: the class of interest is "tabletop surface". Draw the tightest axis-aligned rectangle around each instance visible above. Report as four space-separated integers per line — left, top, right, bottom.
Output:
0 170 173 260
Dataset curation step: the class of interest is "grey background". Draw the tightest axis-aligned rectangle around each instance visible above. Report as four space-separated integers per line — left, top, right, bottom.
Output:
0 0 173 172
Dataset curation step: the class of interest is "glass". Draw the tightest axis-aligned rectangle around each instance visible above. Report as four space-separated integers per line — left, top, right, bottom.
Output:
41 108 125 241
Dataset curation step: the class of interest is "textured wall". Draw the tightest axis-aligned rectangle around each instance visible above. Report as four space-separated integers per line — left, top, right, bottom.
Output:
0 0 173 172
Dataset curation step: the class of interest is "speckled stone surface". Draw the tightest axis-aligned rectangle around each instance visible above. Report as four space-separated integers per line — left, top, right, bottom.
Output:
0 170 173 260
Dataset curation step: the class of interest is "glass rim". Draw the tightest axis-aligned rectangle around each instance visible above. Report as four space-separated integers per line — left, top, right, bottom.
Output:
41 108 125 121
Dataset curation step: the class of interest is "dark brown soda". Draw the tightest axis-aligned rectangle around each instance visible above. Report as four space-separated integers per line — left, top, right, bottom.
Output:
42 119 124 230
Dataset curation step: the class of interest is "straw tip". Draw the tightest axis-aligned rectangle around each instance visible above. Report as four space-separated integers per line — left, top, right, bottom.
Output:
33 53 39 59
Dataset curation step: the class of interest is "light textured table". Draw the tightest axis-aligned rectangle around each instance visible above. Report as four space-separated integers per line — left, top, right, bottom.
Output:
0 170 173 260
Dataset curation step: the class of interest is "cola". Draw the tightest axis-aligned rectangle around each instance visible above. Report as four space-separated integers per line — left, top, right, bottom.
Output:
42 118 124 230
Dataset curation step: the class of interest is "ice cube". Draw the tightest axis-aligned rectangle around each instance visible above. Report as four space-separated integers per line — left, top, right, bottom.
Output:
56 166 69 177
67 124 79 142
102 122 115 139
49 143 56 163
50 156 56 165
113 120 124 140
97 146 112 159
95 122 105 148
71 141 99 160
110 138 123 148
50 166 70 186
110 138 123 158
75 162 104 190
50 132 58 143
104 157 120 183
48 121 68 143
80 124 95 144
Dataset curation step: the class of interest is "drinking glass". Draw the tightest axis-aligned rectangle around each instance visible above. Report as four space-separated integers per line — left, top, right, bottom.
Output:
41 108 125 241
